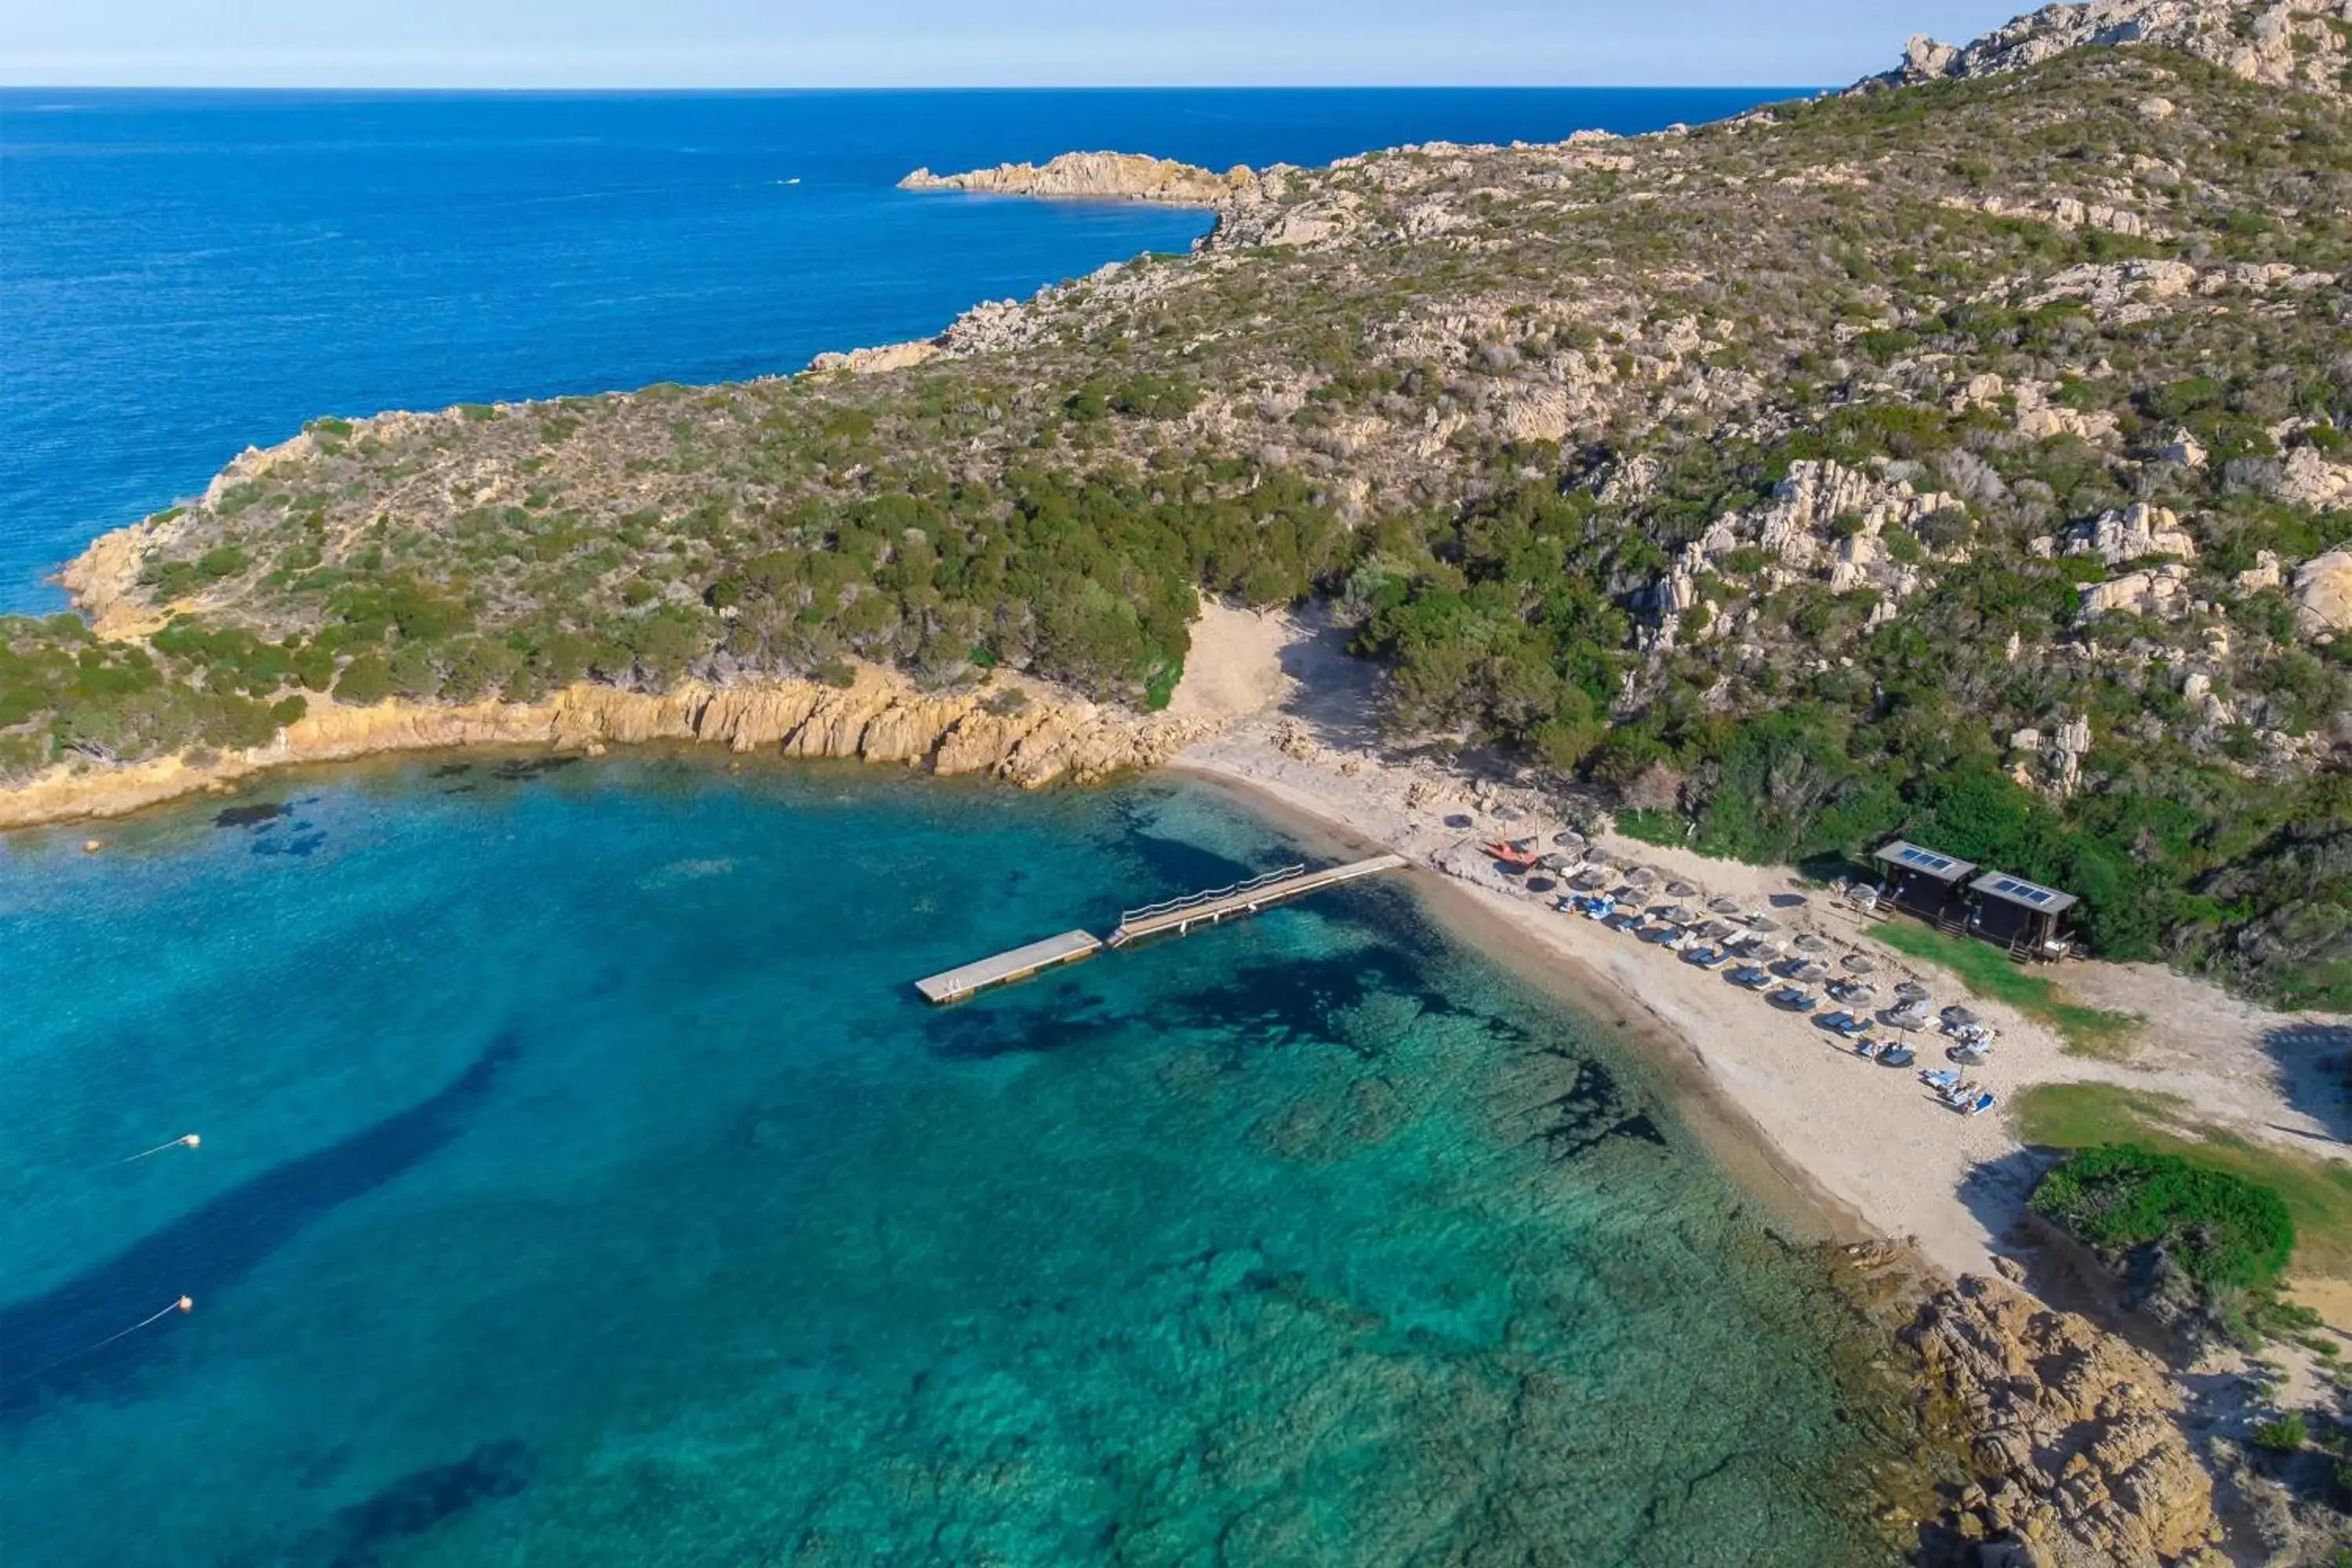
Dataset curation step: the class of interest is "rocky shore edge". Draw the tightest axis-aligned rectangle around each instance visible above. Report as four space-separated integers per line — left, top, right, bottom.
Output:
1904 1269 2228 1568
0 666 1203 832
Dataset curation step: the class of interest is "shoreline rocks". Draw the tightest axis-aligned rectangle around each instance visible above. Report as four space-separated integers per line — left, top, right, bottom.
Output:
0 667 1205 832
1909 1276 2227 1567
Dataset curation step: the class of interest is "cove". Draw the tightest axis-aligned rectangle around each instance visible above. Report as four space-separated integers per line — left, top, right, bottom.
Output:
0 757 1903 1563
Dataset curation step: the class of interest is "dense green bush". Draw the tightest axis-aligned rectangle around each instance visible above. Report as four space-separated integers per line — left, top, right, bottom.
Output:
2031 1145 2296 1296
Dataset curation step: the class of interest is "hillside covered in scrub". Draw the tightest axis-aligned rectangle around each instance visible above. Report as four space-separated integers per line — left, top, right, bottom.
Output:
16 0 2352 1007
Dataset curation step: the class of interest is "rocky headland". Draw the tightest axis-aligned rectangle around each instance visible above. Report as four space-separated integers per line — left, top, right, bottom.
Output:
897 149 1259 205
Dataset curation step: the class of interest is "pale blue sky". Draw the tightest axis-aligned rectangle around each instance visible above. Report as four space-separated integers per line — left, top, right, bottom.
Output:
2 1 2033 88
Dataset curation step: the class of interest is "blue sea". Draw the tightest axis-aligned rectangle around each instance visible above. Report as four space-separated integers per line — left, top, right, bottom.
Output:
0 86 1793 610
0 87 1907 1565
0 760 1897 1563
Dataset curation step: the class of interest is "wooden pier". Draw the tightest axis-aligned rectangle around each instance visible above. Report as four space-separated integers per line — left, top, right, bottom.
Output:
914 931 1102 1004
913 855 1410 1003
1108 854 1410 947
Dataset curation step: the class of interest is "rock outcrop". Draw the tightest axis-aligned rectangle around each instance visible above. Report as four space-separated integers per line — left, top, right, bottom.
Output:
900 151 1259 206
1910 1276 2227 1567
0 667 1204 830
1875 0 2352 101
1645 459 1950 647
2296 548 2352 636
805 339 940 376
2067 503 2198 565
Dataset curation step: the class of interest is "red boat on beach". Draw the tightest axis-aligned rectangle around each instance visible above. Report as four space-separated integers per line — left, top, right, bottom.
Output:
1479 840 1543 870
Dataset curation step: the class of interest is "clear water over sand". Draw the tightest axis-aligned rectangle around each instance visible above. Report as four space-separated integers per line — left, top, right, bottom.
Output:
0 760 1900 1563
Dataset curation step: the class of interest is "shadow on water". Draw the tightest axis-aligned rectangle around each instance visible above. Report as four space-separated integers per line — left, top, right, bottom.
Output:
0 1029 522 1421
921 980 1122 1060
283 1439 536 1568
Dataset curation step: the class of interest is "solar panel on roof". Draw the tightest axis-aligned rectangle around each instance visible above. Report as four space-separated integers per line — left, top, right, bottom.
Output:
1896 845 1955 873
1991 877 2056 906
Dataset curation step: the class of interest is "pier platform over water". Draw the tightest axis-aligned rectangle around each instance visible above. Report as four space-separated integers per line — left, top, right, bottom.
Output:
914 931 1102 1004
914 854 1409 1004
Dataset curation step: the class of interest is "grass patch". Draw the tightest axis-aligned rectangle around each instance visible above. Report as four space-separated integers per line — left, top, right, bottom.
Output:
2013 1082 2352 1286
1869 920 2141 1058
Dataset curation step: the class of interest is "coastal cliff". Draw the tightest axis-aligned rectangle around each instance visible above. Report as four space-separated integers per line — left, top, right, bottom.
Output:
0 666 1198 831
898 150 1259 205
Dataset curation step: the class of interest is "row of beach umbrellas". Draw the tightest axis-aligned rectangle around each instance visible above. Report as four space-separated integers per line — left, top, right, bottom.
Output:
1531 840 1978 1055
1515 828 1965 1029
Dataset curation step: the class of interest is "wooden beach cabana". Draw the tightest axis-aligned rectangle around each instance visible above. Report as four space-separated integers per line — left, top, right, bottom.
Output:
1965 871 2078 960
1871 840 1977 927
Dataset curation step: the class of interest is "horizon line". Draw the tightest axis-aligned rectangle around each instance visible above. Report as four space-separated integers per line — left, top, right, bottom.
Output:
0 81 1824 95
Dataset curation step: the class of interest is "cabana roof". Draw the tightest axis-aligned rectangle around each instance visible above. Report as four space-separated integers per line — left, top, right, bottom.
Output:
1872 840 1977 884
1969 871 2078 916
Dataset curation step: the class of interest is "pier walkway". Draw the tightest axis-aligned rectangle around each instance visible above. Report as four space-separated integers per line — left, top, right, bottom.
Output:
1108 855 1410 947
914 855 1409 1003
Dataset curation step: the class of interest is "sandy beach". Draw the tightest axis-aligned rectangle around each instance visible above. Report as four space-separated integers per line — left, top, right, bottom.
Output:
1167 602 2352 1294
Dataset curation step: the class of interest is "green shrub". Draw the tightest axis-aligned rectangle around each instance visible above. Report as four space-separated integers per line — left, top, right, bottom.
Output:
2249 1412 2307 1452
334 654 394 706
2031 1145 2296 1295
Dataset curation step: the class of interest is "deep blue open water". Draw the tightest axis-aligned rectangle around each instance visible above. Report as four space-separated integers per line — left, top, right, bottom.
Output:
0 85 1794 608
0 760 1893 1563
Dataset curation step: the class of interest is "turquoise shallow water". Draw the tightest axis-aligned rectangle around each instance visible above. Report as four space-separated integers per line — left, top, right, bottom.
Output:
0 760 1897 1564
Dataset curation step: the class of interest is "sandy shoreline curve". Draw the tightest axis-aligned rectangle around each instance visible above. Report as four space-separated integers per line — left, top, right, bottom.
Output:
1162 606 2352 1307
9 599 2346 1312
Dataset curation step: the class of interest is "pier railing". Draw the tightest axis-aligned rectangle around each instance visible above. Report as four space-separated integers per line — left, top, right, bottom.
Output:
1115 864 1306 930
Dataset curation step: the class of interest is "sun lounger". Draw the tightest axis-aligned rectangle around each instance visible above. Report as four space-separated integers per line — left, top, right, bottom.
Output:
1768 988 1819 1012
1920 1069 1962 1090
1818 1011 1869 1036
1730 966 1773 989
1878 1044 1915 1068
1964 1091 1996 1116
1853 1039 1882 1061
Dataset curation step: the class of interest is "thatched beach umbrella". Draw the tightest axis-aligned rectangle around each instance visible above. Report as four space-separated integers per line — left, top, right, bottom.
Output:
1793 932 1831 955
1837 980 1879 1005
1541 852 1578 872
1573 869 1611 891
1746 914 1782 934
1708 895 1742 915
1667 880 1700 899
1625 864 1661 887
1942 1005 1980 1029
1552 829 1588 850
1894 980 1929 1003
1842 952 1876 974
1794 961 1831 985
1657 905 1699 927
